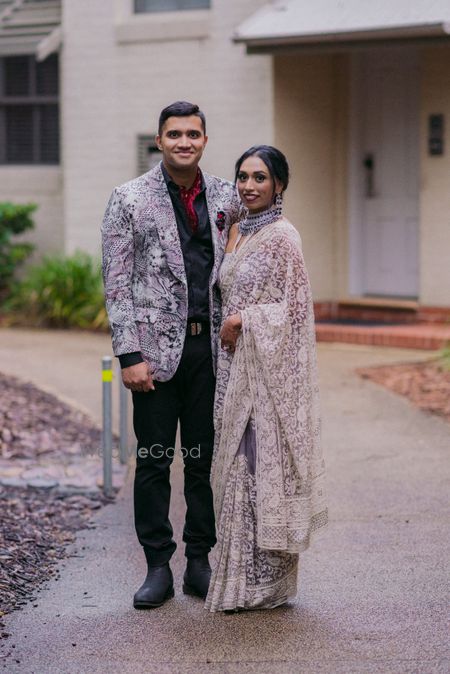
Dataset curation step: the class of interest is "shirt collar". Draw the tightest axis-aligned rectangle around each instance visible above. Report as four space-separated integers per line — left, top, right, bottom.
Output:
161 162 206 193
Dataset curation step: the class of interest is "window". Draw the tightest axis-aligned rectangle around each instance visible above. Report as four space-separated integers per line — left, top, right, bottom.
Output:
135 0 210 13
0 54 59 165
137 134 162 175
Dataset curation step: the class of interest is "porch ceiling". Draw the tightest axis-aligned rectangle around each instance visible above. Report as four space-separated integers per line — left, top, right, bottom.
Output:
235 0 450 52
0 0 61 60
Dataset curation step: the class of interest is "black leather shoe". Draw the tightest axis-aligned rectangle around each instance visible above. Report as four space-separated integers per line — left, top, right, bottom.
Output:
183 556 211 599
133 563 174 609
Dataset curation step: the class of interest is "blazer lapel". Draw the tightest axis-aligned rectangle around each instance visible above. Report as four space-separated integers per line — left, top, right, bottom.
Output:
204 173 226 289
145 164 186 284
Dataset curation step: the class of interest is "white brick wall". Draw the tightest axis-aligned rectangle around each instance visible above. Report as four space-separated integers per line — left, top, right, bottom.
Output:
0 167 64 259
61 0 122 256
62 0 272 255
2 2 450 309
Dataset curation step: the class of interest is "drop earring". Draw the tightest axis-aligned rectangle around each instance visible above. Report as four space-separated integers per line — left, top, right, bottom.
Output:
274 192 283 217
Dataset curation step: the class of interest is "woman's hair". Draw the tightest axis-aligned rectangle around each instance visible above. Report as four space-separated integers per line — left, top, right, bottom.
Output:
234 145 290 193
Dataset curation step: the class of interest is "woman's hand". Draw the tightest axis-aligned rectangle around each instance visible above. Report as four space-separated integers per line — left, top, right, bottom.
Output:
220 313 242 352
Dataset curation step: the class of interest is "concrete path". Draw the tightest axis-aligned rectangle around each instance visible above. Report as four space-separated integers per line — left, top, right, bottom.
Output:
0 332 449 673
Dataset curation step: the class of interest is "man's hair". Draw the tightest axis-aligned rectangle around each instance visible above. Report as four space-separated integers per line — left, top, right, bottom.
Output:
158 101 206 136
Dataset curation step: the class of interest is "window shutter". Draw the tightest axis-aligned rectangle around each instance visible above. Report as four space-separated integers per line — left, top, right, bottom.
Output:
6 105 34 163
0 53 59 164
5 56 30 96
36 54 58 96
39 103 59 163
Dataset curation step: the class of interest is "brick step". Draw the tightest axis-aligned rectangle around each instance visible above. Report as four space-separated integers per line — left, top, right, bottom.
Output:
314 301 450 325
334 306 418 324
315 322 450 350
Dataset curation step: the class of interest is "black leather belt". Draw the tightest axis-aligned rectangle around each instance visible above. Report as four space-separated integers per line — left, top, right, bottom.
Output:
186 320 210 337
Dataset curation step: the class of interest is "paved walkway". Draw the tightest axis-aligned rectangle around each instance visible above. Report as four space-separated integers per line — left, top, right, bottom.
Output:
0 330 449 673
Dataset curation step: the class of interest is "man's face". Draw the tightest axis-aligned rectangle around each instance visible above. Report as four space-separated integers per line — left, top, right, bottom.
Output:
156 115 208 172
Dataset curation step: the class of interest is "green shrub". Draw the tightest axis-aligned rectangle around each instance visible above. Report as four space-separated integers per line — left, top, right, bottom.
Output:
437 342 450 372
8 251 108 330
0 201 36 296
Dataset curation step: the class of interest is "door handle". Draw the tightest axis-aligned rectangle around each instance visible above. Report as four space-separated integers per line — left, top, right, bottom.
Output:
363 153 376 198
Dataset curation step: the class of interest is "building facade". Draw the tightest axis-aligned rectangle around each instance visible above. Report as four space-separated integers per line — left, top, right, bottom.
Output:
0 0 449 314
236 0 450 316
0 0 273 254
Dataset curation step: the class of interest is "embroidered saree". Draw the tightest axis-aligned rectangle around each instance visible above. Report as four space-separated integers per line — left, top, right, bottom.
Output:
205 218 328 612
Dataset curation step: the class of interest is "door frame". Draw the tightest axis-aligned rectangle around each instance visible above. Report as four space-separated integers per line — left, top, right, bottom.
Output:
347 47 420 298
348 51 365 296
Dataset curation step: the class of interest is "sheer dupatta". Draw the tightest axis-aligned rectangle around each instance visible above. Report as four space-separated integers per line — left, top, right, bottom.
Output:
211 219 328 553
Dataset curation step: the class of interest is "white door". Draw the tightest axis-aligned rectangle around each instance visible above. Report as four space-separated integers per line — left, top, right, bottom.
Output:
356 49 419 298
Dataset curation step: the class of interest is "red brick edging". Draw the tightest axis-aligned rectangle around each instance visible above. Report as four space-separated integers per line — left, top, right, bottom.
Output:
315 322 450 350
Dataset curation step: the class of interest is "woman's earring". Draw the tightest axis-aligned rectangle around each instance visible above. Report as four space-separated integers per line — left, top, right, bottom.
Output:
275 192 283 217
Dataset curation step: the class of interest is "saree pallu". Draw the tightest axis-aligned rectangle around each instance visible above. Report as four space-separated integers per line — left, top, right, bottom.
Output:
205 218 328 612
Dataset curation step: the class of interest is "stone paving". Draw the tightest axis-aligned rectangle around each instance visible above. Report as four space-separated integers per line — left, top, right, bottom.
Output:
0 455 127 493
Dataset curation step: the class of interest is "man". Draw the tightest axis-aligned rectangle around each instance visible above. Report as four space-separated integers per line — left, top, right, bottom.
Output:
101 101 239 609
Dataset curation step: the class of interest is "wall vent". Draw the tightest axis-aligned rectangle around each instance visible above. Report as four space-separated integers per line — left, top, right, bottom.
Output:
137 134 162 175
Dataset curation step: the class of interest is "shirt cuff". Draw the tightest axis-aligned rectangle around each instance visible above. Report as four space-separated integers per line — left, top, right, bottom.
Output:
118 352 144 369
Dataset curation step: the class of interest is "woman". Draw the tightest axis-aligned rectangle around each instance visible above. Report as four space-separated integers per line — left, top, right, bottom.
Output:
205 146 328 612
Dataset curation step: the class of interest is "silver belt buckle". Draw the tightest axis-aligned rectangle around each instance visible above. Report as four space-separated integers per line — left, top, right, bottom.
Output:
190 322 201 336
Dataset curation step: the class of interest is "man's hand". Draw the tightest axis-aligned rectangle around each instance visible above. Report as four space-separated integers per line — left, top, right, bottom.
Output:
220 313 242 353
122 361 155 392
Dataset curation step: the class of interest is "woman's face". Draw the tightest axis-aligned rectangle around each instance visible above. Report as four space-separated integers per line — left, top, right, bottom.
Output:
236 156 279 214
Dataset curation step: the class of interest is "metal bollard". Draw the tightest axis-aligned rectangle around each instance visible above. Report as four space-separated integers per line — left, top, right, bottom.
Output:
102 356 113 498
118 364 129 464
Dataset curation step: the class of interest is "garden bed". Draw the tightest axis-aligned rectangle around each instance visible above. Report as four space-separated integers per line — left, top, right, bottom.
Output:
357 357 450 423
0 485 111 640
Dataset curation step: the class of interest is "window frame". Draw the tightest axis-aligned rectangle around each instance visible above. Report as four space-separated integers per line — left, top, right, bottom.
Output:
134 0 211 14
0 54 59 165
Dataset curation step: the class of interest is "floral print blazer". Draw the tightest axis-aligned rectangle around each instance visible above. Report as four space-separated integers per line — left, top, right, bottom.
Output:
101 162 240 381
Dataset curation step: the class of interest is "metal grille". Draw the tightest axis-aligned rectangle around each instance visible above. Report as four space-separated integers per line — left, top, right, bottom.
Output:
0 52 59 163
5 103 32 161
137 134 162 176
135 0 210 13
36 54 58 94
5 54 28 94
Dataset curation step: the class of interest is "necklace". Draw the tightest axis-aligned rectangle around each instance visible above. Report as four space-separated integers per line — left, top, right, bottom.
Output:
238 194 283 236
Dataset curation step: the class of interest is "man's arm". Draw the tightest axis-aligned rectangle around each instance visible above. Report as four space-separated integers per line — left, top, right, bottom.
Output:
118 352 144 369
101 188 153 391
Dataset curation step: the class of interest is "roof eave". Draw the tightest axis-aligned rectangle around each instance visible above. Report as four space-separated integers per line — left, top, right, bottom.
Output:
233 21 450 51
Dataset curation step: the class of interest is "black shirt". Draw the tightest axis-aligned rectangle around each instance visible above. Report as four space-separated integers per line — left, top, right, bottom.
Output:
162 163 214 321
118 164 214 369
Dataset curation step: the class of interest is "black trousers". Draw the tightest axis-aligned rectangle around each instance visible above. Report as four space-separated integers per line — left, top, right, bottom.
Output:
132 332 216 566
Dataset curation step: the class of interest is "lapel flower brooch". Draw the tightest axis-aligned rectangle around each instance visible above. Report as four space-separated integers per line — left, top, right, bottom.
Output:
215 210 226 232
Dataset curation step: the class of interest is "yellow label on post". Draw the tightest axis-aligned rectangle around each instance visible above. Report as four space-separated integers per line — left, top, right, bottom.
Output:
102 370 113 382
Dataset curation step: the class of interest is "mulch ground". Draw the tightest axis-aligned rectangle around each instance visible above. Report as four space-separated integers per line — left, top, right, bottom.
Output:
0 486 112 641
0 373 117 641
356 357 450 423
0 372 102 461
